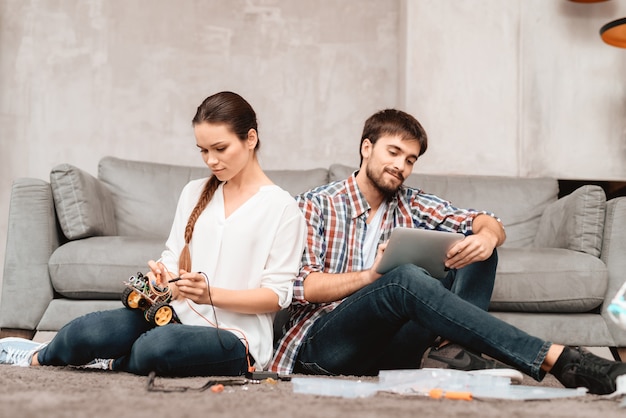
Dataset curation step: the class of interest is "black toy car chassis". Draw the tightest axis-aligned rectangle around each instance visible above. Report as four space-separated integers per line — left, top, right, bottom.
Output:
121 272 175 326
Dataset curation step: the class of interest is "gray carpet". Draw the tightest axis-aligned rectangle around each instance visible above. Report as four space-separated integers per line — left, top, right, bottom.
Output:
1 365 624 418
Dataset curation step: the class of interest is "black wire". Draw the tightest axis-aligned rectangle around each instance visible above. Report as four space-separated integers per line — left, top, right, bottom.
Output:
144 272 251 390
202 272 241 353
146 371 247 393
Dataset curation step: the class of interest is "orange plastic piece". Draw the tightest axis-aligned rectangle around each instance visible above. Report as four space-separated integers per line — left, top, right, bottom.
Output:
210 384 225 393
428 388 472 401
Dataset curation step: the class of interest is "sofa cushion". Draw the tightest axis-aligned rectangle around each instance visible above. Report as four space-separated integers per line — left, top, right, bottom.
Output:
490 247 608 313
329 164 558 247
50 163 117 240
98 156 330 239
533 185 606 257
48 236 165 299
98 157 208 238
267 168 329 197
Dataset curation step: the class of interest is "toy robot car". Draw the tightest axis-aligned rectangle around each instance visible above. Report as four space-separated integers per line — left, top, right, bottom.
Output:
121 272 175 326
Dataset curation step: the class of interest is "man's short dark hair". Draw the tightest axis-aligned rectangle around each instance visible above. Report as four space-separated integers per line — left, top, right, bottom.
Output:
360 109 428 163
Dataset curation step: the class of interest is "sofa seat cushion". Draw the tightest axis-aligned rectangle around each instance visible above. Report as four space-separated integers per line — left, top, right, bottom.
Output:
490 247 608 313
49 236 165 299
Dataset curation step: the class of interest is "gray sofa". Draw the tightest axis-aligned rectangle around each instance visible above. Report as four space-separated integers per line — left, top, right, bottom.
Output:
1 156 625 360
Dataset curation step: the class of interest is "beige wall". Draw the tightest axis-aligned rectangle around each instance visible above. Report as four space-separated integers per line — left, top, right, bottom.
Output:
403 0 626 178
1 0 626 290
0 0 400 288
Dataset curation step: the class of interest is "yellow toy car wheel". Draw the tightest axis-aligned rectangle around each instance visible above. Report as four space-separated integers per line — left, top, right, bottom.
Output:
121 287 143 309
147 303 173 326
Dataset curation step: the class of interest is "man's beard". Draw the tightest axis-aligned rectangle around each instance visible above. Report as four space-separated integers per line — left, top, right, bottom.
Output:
365 165 404 199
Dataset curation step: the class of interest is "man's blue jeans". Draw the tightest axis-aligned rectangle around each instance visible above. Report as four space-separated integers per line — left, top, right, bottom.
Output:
294 255 551 380
440 248 497 312
37 308 248 377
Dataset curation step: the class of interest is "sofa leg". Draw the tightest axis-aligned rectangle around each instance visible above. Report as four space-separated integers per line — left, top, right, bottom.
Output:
609 347 626 362
0 328 35 340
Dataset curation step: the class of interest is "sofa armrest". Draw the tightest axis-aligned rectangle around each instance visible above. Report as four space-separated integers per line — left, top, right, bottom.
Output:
0 178 60 331
533 185 606 257
600 196 626 345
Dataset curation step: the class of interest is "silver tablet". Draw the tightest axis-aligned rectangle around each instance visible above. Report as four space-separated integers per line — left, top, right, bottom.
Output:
375 227 465 278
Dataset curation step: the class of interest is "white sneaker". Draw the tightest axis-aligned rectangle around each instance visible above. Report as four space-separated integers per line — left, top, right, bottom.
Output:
81 358 113 370
0 337 47 367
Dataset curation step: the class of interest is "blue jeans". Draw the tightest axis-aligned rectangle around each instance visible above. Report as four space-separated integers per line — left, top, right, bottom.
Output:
361 251 497 370
37 308 248 377
294 256 550 381
440 249 497 312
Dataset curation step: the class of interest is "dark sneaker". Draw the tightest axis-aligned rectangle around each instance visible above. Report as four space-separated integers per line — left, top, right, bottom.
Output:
425 343 508 371
551 346 626 395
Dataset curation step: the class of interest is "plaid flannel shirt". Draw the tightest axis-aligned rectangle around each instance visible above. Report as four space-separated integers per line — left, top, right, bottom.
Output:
269 172 496 374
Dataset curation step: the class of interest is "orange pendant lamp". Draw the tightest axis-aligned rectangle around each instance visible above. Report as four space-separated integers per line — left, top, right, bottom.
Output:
600 18 626 48
567 0 626 49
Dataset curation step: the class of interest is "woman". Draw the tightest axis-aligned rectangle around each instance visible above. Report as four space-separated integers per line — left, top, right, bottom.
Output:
0 91 307 376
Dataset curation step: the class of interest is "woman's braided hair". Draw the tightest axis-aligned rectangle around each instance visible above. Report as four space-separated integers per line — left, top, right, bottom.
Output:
178 91 259 272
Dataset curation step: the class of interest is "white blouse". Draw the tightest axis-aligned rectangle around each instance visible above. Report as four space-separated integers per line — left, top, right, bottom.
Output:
159 178 306 369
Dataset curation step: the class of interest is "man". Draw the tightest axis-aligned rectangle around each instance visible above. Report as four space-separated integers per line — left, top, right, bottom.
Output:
270 109 626 395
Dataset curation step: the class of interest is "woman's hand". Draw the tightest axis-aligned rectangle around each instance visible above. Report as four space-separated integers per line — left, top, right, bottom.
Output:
174 270 212 305
172 271 282 313
146 260 179 299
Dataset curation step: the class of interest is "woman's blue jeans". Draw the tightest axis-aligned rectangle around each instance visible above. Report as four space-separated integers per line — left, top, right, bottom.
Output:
294 253 551 381
37 308 248 377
